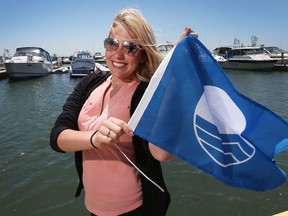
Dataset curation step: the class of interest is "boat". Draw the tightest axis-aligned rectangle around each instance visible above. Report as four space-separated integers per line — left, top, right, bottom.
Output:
93 52 104 60
51 66 70 74
157 43 174 55
93 52 107 67
212 46 277 71
95 58 107 67
95 62 110 75
263 46 288 70
4 47 53 79
61 57 71 65
70 51 96 77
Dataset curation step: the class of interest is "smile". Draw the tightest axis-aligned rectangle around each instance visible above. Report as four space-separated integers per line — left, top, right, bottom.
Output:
112 61 126 67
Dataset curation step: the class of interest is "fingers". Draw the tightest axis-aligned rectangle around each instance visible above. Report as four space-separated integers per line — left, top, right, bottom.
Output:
173 26 198 45
183 26 198 38
95 117 134 148
191 30 198 39
102 117 133 137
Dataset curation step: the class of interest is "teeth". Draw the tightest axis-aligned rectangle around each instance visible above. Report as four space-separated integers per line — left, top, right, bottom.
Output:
113 62 125 67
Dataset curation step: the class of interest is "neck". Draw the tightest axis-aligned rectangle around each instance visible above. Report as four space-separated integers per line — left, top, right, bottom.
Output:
111 76 133 89
111 82 119 89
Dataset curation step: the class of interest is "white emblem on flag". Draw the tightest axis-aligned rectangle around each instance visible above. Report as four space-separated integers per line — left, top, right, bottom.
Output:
194 86 256 167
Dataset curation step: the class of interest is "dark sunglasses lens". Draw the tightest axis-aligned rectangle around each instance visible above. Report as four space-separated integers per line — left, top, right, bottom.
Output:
123 42 140 55
104 38 118 51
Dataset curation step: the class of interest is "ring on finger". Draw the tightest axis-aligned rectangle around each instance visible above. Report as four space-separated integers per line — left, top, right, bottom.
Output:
106 129 111 137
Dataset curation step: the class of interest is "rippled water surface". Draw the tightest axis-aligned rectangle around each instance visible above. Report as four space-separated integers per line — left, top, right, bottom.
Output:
0 70 288 216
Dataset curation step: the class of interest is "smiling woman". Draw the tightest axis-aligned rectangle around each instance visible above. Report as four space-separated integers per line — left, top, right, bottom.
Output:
50 7 196 216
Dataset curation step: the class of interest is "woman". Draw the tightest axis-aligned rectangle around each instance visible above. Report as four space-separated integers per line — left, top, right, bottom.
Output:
50 8 197 216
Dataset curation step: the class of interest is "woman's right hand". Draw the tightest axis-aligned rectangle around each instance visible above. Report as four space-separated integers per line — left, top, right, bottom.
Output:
57 117 133 152
91 117 134 148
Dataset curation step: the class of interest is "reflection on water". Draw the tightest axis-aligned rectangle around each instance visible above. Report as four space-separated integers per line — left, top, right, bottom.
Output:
0 71 288 216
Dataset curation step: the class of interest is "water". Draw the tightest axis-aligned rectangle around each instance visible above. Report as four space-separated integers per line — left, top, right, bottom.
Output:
0 70 288 216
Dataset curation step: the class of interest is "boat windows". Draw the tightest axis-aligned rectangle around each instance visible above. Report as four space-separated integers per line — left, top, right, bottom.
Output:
14 52 41 57
230 49 266 56
231 50 242 56
265 47 287 54
76 53 92 59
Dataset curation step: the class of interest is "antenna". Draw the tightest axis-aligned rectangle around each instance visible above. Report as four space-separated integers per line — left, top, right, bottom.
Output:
233 38 240 47
251 36 258 47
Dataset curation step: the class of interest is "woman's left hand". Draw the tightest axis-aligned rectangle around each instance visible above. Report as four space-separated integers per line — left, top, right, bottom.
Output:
173 26 198 45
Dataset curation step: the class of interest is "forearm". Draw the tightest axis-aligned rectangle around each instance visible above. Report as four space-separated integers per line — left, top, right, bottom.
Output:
57 129 95 152
149 143 173 162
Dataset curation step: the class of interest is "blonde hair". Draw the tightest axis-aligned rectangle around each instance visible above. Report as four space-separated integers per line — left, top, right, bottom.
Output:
108 8 163 82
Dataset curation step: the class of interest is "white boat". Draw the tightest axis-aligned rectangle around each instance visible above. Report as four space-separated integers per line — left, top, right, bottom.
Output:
95 62 110 74
93 52 104 60
157 43 174 55
62 57 71 65
4 47 53 79
95 58 107 67
70 51 96 77
213 46 277 71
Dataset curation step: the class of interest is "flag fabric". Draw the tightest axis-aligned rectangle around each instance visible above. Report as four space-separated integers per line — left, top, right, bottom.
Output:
129 34 288 191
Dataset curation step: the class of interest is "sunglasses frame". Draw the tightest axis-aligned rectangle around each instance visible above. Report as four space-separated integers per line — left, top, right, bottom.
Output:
104 38 142 56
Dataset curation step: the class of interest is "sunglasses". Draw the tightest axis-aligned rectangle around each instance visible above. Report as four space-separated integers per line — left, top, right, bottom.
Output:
104 38 142 56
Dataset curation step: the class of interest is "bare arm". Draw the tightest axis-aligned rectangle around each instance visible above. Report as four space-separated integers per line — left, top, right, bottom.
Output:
149 143 173 162
57 117 133 152
57 116 173 163
57 129 96 152
57 115 173 163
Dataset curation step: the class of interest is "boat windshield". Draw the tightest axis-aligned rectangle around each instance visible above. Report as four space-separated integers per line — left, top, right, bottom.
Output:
212 47 232 56
265 47 287 54
14 52 41 57
77 53 92 59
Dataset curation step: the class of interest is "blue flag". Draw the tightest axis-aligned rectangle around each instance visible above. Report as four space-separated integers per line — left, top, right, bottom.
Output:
129 34 288 191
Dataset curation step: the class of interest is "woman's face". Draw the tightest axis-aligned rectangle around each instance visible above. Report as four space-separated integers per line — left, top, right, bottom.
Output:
105 25 143 82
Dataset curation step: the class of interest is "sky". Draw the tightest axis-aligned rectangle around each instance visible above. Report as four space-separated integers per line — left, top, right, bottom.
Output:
1 0 288 57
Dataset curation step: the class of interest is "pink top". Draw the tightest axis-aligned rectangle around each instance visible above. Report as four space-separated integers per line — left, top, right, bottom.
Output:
78 76 142 216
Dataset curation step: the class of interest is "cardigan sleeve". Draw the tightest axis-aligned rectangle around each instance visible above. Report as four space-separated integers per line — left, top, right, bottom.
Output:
49 75 95 152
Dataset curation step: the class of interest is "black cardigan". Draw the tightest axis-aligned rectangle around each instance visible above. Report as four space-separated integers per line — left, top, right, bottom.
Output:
50 74 170 216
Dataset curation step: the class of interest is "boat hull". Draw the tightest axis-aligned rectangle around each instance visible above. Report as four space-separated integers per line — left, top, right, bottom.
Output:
221 60 277 71
5 62 53 79
70 68 95 77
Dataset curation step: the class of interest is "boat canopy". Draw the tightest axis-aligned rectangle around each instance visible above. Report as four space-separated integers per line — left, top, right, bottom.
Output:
14 47 52 61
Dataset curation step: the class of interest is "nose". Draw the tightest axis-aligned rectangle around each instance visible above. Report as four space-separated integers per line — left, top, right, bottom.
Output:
116 42 125 53
113 43 125 57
